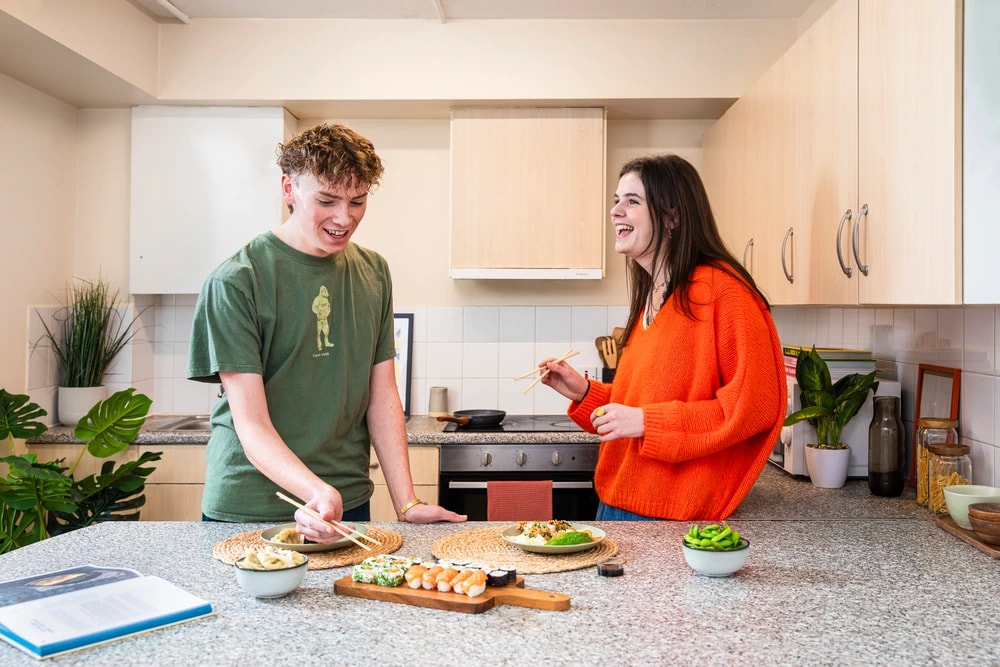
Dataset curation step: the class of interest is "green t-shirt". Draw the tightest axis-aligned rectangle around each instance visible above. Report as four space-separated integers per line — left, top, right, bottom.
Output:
188 231 396 522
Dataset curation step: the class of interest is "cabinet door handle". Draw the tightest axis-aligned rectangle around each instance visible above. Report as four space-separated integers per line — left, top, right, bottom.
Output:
835 208 853 277
447 481 594 490
369 463 380 470
742 238 754 272
852 204 870 276
780 227 794 284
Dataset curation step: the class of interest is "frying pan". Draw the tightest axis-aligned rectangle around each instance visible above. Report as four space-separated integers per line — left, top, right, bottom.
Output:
436 409 507 428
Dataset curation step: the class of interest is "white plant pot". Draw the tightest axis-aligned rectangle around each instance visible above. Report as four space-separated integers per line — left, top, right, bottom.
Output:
57 386 108 426
805 444 852 489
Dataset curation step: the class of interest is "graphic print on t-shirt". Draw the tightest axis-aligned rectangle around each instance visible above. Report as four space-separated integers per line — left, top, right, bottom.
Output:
311 285 335 352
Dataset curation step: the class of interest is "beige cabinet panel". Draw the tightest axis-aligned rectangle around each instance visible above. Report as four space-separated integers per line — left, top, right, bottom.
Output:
369 446 439 521
143 484 204 522
857 0 961 304
140 445 206 484
26 444 137 479
450 107 606 279
703 0 961 306
783 0 859 305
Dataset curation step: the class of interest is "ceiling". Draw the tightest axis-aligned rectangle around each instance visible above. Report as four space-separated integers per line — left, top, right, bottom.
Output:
127 0 819 23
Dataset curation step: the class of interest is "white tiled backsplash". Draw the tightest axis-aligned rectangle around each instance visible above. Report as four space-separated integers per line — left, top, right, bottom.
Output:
26 299 1000 485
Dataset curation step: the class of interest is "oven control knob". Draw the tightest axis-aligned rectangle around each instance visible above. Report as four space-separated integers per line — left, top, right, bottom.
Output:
480 451 493 467
516 451 527 467
551 451 562 466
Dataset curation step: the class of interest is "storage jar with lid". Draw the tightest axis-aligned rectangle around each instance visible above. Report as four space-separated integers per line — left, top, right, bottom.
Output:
926 443 972 514
915 418 959 507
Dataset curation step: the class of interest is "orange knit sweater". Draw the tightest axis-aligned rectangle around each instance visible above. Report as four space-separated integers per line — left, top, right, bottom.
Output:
569 265 787 520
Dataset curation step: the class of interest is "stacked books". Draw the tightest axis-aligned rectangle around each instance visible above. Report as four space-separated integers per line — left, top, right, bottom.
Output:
781 345 876 377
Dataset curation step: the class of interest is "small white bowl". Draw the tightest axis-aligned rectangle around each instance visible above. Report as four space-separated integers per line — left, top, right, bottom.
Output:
943 485 1000 529
681 539 750 577
234 555 308 598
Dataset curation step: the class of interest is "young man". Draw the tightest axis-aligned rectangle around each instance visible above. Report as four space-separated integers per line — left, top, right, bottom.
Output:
188 123 465 539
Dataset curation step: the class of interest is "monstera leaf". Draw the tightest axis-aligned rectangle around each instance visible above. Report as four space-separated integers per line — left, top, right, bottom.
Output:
73 388 152 460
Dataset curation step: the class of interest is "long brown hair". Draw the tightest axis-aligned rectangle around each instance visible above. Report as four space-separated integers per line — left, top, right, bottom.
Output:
618 154 769 348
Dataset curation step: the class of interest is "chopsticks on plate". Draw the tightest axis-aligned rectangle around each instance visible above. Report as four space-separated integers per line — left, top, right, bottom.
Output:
274 491 379 550
516 349 579 393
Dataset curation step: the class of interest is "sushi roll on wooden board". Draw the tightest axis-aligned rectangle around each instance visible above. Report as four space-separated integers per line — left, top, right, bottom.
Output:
333 575 570 614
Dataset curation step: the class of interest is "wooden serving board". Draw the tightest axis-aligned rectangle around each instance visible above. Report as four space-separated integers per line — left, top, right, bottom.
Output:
935 514 1000 558
333 576 570 614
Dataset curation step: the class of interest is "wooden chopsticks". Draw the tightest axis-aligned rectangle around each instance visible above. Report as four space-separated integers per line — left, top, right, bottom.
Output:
516 349 579 393
274 491 379 551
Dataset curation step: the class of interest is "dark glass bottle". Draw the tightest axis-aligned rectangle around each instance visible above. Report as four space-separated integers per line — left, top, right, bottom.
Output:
868 395 906 497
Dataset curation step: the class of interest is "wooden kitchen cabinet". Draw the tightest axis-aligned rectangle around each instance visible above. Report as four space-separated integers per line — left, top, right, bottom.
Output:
129 106 296 294
139 445 206 521
450 107 606 279
702 44 796 303
704 0 962 306
369 445 439 522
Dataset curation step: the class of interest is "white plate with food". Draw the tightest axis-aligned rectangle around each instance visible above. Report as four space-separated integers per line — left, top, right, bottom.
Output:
260 522 368 553
501 520 606 554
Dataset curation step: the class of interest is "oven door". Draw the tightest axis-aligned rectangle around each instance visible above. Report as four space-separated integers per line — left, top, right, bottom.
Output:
438 471 598 522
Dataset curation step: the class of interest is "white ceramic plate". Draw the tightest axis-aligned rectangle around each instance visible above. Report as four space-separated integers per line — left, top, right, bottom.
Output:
501 523 606 554
260 522 368 553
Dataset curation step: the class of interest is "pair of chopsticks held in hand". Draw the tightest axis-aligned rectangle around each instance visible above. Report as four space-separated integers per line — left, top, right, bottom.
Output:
514 348 579 393
275 491 380 551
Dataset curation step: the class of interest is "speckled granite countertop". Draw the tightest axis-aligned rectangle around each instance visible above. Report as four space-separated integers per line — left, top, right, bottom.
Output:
27 415 599 445
0 516 996 666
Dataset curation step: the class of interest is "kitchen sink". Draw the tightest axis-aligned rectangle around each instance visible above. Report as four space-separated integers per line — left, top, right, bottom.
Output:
158 415 212 431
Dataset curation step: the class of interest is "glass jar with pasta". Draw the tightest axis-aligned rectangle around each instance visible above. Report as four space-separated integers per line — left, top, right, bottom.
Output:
916 418 959 507
926 443 972 514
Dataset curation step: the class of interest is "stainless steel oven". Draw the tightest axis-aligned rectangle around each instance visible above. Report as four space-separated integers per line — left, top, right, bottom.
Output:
437 415 600 521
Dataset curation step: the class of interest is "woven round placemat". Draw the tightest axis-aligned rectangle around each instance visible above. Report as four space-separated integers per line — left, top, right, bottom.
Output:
431 526 618 574
212 526 403 570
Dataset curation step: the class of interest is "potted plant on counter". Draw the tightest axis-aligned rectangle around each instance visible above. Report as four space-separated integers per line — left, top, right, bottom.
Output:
783 347 879 489
36 277 144 426
0 388 160 554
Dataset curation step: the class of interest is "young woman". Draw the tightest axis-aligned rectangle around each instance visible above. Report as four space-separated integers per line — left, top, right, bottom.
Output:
540 154 787 520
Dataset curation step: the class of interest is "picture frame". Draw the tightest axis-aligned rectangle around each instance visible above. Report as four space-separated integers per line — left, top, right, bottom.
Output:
393 313 414 417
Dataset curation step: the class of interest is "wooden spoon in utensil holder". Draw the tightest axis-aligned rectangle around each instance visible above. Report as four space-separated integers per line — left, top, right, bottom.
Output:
600 337 619 369
595 336 610 368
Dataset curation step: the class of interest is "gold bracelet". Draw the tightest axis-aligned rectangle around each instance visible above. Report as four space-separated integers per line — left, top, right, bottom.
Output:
399 498 424 515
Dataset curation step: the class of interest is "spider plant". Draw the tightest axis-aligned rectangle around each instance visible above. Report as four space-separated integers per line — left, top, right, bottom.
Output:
37 277 144 387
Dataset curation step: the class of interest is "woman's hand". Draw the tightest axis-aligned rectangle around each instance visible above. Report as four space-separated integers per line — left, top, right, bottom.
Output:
590 403 646 442
538 356 589 401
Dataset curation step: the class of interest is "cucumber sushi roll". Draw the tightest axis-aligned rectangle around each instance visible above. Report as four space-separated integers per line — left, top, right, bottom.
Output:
351 563 377 584
375 565 406 587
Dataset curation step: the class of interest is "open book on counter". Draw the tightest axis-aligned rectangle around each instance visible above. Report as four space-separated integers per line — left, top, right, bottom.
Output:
0 565 213 660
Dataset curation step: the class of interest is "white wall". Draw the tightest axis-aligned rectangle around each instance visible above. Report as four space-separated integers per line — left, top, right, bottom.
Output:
0 72 76 410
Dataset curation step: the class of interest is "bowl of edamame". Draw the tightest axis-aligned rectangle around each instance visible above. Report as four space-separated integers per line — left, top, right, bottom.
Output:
681 523 750 577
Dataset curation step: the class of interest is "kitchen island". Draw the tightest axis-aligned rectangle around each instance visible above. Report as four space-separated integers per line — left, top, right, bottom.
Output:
0 514 996 666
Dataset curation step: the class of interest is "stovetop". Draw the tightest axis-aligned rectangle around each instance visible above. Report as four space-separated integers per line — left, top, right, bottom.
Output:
442 414 583 433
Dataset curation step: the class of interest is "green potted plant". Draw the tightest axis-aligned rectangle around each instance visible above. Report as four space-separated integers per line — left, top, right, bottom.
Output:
0 388 161 554
36 277 144 425
783 347 879 488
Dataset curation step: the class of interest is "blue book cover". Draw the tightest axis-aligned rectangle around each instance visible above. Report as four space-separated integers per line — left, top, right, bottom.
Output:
0 565 213 660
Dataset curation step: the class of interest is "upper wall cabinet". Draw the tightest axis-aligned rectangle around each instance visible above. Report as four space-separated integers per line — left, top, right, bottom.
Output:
704 0 963 306
129 106 295 294
449 107 606 279
962 0 1000 304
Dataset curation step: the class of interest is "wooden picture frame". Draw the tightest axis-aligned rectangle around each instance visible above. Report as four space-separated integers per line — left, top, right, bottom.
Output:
909 364 961 486
393 314 414 417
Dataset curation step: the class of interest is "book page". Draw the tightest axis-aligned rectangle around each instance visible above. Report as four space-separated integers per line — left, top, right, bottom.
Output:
0 568 211 657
